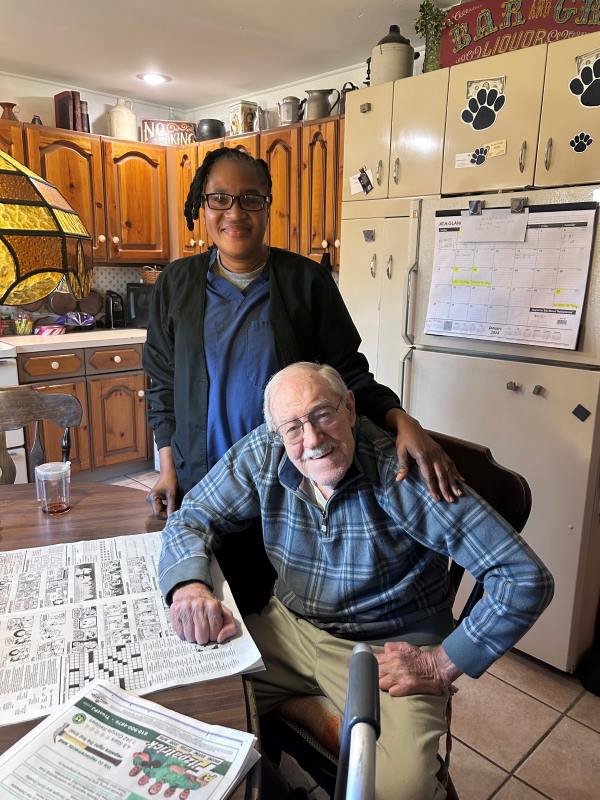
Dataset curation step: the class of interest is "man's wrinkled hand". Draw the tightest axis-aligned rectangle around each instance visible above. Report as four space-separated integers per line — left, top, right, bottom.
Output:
376 642 460 697
387 410 463 503
170 582 237 645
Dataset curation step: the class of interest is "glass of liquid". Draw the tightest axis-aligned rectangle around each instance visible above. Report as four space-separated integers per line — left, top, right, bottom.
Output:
35 462 71 514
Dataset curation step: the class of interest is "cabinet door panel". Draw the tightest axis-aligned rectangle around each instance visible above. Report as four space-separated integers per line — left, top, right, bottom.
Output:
0 120 24 162
174 144 199 257
225 133 259 158
390 70 449 198
88 371 147 468
103 140 169 262
261 127 300 252
535 31 600 188
26 379 90 472
342 83 393 202
405 349 600 671
442 45 547 194
25 126 106 260
301 121 337 262
338 218 384 371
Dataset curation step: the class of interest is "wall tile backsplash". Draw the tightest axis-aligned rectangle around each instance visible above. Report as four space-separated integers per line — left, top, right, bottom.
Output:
92 265 145 297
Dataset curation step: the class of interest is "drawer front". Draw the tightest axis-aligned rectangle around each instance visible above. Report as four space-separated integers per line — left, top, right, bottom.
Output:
17 350 85 383
85 344 143 374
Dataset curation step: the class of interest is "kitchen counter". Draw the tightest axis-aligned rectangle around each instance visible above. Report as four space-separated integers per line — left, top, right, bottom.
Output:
0 328 147 353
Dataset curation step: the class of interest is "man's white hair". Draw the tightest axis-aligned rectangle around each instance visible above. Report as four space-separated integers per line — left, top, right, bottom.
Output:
263 362 348 431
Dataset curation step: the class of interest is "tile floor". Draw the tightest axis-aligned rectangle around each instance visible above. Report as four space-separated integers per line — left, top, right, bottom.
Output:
113 465 600 800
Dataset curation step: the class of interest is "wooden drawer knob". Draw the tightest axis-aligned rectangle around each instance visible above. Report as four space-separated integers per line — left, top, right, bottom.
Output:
98 234 106 243
137 389 145 398
112 236 120 244
51 361 60 370
112 355 122 364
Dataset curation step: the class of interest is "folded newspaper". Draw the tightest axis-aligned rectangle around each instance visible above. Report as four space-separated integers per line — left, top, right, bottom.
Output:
0 532 264 725
0 680 259 800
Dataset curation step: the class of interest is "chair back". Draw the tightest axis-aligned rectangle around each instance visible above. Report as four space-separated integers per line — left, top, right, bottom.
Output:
0 386 83 484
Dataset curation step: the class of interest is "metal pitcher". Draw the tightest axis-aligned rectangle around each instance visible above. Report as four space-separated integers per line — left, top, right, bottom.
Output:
278 96 303 125
303 88 340 121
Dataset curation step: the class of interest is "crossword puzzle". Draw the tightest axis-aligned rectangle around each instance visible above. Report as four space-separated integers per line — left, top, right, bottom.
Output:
66 643 145 697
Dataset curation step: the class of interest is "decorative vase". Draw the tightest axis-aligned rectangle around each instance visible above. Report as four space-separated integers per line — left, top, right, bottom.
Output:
0 102 19 121
107 98 138 140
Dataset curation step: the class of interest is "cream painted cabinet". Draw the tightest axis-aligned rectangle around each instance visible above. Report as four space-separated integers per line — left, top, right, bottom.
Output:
535 31 600 188
442 45 547 194
342 83 394 202
389 69 449 198
339 201 418 392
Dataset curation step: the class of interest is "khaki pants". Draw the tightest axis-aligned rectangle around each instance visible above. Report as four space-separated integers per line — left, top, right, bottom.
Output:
246 598 447 800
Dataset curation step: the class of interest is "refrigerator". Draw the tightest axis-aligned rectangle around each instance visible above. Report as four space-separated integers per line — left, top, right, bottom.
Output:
340 185 600 673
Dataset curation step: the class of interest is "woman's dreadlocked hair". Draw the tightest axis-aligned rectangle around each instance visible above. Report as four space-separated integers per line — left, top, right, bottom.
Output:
184 147 273 232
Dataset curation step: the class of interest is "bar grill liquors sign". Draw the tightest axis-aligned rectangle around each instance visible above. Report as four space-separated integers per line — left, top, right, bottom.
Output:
141 119 196 145
441 0 599 67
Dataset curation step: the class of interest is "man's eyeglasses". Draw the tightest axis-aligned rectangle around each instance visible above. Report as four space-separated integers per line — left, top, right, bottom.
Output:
274 398 344 445
202 192 272 212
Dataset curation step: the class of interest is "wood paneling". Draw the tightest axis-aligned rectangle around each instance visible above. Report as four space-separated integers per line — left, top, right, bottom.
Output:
0 119 25 162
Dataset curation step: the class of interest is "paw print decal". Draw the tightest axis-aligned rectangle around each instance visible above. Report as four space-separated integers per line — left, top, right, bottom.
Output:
569 58 600 107
461 88 506 131
570 132 593 152
470 147 489 165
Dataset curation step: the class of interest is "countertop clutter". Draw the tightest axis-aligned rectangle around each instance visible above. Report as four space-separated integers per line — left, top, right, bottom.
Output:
0 328 147 353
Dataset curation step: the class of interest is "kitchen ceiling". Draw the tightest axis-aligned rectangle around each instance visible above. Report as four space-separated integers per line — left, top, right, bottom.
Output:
1 0 455 110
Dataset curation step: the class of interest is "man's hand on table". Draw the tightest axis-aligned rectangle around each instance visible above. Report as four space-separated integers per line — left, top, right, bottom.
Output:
376 642 462 697
170 582 237 645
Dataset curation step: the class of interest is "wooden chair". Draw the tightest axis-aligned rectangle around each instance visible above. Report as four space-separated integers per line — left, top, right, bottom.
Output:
0 386 83 484
260 430 532 799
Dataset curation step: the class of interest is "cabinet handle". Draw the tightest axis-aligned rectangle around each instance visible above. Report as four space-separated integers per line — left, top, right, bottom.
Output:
321 239 329 249
544 138 553 171
369 254 377 278
112 355 122 364
98 234 106 243
198 239 205 247
334 239 341 248
137 389 145 398
50 361 60 370
112 235 120 244
189 238 196 247
399 348 414 409
359 103 372 114
519 140 527 174
386 255 393 280
393 157 400 184
376 160 383 186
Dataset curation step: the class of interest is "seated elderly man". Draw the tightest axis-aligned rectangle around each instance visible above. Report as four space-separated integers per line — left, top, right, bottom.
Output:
159 362 554 800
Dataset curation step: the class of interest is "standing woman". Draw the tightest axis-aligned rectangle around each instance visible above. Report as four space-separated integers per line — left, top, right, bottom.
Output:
143 147 459 609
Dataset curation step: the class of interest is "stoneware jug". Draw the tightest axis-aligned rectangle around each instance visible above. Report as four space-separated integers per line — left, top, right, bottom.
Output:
303 89 340 121
107 98 138 140
370 25 418 85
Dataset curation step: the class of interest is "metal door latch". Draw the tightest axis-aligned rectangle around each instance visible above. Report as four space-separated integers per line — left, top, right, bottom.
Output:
506 381 521 391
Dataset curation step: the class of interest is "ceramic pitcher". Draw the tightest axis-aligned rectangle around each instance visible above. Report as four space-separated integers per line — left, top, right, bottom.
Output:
303 89 340 121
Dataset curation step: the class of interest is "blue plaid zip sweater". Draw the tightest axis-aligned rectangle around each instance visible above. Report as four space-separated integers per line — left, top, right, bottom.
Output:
159 417 554 678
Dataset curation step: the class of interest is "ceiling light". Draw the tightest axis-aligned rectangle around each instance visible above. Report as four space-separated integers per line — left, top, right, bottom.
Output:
137 73 171 85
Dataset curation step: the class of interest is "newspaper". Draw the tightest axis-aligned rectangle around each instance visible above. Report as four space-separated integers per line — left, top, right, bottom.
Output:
0 680 259 800
0 532 263 726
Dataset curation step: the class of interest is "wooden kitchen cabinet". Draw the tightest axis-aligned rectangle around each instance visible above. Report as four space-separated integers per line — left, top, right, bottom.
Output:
25 126 107 261
442 45 547 194
103 138 169 262
196 139 225 253
389 69 449 198
26 378 91 472
18 349 85 383
261 126 300 253
225 133 259 158
173 144 199 258
534 31 600 188
87 371 147 468
301 120 337 264
0 119 25 161
342 82 394 202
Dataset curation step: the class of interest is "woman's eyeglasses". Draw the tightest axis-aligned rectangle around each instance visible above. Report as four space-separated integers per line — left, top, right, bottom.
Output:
202 192 272 211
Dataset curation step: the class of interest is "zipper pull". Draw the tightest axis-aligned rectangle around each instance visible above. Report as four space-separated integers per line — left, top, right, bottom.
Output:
320 509 328 535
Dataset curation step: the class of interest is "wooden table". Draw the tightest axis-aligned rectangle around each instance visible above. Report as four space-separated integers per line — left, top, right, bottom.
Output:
0 483 259 800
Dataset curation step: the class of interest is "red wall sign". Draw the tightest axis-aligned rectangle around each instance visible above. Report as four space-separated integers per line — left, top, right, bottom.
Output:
441 0 599 68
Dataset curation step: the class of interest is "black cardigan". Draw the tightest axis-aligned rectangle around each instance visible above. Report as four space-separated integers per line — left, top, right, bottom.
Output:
143 247 400 493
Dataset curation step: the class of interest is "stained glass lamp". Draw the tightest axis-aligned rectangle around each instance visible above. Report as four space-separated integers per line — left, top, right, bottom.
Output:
0 150 92 305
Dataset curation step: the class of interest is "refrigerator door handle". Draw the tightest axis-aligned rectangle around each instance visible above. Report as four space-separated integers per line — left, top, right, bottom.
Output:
402 199 422 347
519 140 527 173
399 347 415 409
369 254 377 278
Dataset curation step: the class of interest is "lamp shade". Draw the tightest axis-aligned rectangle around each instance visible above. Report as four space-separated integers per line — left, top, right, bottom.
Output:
0 150 93 306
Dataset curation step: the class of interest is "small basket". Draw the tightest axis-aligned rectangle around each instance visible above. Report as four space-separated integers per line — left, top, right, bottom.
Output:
137 266 162 284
